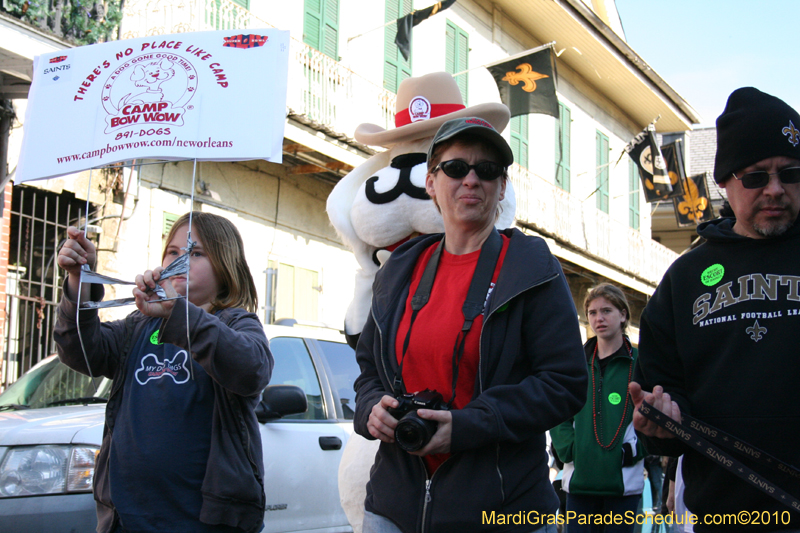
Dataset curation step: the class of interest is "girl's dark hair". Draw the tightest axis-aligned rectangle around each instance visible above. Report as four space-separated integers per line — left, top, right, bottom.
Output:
163 212 258 313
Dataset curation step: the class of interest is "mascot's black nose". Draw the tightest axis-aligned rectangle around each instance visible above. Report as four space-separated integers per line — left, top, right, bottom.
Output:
365 153 430 204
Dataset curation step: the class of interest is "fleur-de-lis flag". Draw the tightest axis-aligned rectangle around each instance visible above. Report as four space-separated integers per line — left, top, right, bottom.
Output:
659 140 687 199
486 47 559 119
624 125 672 202
673 173 714 227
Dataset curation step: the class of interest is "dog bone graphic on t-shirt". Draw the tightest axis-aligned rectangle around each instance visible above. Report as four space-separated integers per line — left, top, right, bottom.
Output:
135 350 191 385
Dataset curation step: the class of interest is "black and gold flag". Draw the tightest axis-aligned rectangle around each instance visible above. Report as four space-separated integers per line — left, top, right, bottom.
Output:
395 0 457 61
673 173 714 226
486 47 559 119
660 140 687 198
625 126 672 202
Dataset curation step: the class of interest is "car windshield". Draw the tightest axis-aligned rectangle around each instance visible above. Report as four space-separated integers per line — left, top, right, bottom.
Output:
0 356 112 409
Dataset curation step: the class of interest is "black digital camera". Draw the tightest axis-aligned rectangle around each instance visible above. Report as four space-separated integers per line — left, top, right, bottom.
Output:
387 389 448 452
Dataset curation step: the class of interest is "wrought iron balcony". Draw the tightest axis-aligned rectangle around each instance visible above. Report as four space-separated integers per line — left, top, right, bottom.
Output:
509 165 678 285
121 0 678 286
121 0 396 139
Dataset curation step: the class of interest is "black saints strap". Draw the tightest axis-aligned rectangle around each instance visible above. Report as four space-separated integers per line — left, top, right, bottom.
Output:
639 401 800 510
393 230 503 408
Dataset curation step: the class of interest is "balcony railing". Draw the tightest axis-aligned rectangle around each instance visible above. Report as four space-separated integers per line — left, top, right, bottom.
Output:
121 0 396 137
509 166 678 285
121 0 677 286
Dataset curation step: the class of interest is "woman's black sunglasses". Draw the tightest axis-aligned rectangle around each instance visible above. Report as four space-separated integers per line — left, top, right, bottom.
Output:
732 167 800 189
432 160 505 181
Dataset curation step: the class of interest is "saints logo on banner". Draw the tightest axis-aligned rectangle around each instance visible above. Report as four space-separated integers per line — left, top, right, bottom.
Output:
624 125 672 202
673 173 714 227
660 140 687 198
486 46 559 119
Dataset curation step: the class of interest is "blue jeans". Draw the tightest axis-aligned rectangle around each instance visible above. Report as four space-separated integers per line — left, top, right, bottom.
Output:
363 510 558 533
565 493 641 533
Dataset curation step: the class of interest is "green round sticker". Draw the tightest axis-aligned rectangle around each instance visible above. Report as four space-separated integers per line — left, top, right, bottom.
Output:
608 392 622 405
701 264 725 286
150 330 162 345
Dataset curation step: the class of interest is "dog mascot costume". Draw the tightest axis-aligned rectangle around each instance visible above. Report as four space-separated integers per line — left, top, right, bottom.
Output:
326 72 515 532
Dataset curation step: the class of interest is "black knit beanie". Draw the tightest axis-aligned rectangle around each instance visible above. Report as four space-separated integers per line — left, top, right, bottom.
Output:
714 87 800 183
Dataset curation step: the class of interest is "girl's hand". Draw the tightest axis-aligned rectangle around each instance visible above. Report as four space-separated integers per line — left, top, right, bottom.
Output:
57 226 97 301
57 226 97 276
133 266 179 318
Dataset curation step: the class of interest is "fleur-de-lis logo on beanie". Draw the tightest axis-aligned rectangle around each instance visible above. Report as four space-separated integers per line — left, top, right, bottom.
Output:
783 120 799 147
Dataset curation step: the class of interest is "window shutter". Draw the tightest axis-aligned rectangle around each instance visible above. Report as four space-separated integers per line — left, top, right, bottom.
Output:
555 103 571 192
303 0 322 51
596 131 610 214
629 157 640 230
322 0 339 59
304 0 338 59
446 21 468 105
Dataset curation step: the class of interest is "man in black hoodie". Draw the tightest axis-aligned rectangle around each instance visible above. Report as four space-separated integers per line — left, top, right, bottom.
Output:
630 87 800 532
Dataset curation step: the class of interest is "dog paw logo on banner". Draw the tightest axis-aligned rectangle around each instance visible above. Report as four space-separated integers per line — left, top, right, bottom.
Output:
101 54 197 134
135 351 191 385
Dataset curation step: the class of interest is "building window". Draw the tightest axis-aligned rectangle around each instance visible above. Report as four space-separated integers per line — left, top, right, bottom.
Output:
272 261 320 323
445 20 468 105
555 102 570 192
304 0 339 59
596 131 610 214
629 157 640 230
384 0 412 93
510 114 528 169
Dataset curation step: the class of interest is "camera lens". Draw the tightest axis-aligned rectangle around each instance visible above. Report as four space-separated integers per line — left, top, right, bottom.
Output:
395 412 438 452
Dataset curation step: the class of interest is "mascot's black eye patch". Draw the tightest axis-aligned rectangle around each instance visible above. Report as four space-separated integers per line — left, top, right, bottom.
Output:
391 153 428 169
366 153 430 204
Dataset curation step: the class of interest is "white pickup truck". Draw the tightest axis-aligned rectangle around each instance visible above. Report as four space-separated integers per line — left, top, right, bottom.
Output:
0 324 360 533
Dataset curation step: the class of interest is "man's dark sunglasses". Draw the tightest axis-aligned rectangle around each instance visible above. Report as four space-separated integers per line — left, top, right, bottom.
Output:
432 160 505 181
732 167 800 189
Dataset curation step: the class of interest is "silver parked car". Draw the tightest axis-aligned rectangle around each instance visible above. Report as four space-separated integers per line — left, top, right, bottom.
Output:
0 324 360 533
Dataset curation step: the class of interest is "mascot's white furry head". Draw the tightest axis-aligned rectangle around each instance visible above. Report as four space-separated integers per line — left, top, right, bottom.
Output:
327 72 516 346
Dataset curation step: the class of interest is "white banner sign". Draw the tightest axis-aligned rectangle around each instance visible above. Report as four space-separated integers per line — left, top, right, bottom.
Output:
17 29 290 183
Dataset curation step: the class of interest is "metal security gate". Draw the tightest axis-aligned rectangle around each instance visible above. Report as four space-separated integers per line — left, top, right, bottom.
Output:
1 185 94 390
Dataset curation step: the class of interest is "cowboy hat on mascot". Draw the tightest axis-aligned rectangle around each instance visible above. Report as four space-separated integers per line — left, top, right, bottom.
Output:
326 71 516 533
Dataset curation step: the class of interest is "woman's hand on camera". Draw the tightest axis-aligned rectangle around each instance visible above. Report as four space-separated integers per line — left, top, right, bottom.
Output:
133 266 178 318
409 410 452 456
367 395 400 443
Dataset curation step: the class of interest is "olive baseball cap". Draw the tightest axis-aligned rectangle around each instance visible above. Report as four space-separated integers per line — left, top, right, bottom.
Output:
427 116 514 167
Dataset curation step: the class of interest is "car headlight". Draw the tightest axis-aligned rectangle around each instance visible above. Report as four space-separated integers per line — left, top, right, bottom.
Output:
0 445 100 497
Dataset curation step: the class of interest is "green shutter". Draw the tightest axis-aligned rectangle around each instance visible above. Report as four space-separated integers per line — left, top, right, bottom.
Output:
510 114 528 169
383 0 412 93
555 103 571 192
271 261 320 322
629 157 640 230
162 212 179 236
304 0 339 59
596 131 610 214
446 20 468 105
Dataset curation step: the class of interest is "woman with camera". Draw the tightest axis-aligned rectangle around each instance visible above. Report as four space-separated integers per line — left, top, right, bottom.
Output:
550 284 645 532
353 116 588 532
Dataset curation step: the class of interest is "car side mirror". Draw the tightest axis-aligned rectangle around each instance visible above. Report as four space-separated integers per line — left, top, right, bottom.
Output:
256 385 308 423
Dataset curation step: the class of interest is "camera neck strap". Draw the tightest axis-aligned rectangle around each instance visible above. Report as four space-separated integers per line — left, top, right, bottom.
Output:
638 400 800 509
394 230 503 407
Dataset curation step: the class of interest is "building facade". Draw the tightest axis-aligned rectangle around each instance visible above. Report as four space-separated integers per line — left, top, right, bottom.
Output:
0 0 699 386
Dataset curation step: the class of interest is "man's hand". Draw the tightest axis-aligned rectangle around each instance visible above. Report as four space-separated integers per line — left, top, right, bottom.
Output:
629 382 682 439
367 395 400 443
410 409 452 456
133 266 178 318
